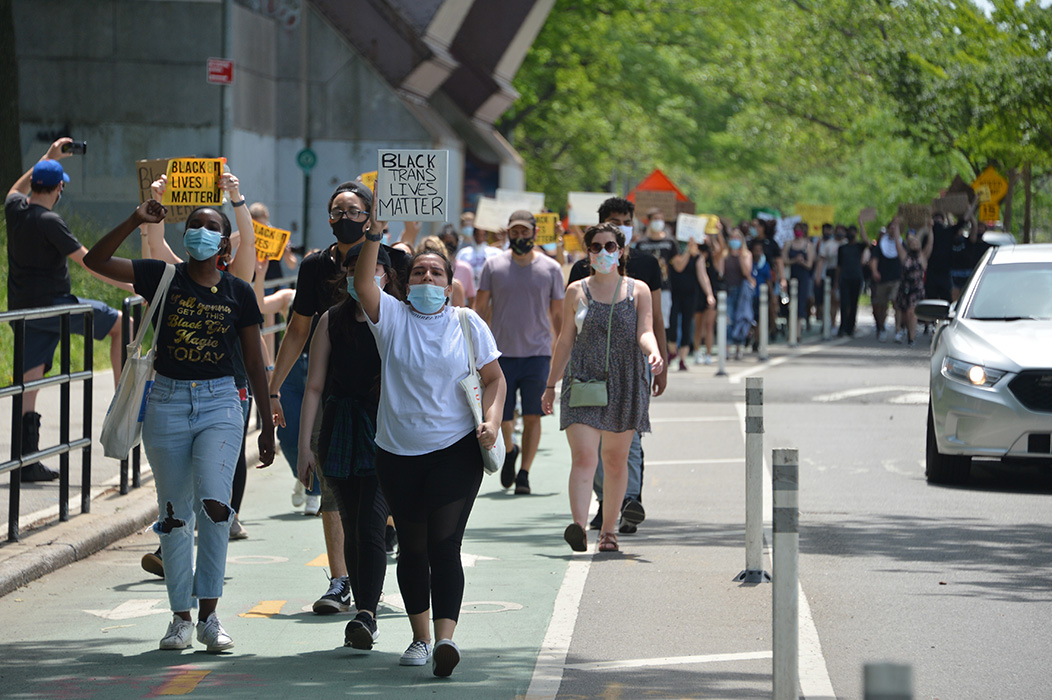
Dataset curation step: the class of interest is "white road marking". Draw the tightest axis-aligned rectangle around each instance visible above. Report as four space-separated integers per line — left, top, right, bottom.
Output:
84 599 170 620
812 385 926 403
461 552 496 568
565 650 773 671
728 337 852 383
525 556 592 700
648 458 746 465
734 402 835 700
889 392 929 405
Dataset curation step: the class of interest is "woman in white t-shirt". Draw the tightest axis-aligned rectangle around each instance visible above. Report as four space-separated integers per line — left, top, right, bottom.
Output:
354 230 506 678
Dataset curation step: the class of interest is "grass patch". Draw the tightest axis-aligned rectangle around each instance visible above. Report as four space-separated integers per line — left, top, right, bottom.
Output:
1 212 140 387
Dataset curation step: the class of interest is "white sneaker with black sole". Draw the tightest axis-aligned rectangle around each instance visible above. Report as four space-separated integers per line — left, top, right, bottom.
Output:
399 640 432 666
196 613 234 653
159 615 194 650
313 575 351 614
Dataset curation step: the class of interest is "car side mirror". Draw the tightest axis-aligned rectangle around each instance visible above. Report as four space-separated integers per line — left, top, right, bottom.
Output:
916 299 952 323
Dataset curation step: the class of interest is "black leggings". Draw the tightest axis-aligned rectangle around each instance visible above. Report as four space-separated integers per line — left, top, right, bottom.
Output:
326 472 388 613
376 431 483 622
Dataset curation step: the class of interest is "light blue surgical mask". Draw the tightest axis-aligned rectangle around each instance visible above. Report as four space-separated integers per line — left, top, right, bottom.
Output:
346 274 385 302
541 242 557 253
618 224 634 247
461 225 474 238
728 238 743 251
184 227 223 261
407 284 448 314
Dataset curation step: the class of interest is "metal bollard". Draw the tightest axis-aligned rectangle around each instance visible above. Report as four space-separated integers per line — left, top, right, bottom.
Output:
864 663 913 700
716 290 727 377
735 378 770 584
822 278 832 341
788 278 799 348
772 448 799 700
759 284 769 361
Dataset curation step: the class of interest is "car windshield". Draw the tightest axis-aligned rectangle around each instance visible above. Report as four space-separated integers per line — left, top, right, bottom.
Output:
967 263 1052 320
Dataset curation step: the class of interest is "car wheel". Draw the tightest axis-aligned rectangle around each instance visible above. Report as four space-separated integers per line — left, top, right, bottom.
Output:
926 402 971 485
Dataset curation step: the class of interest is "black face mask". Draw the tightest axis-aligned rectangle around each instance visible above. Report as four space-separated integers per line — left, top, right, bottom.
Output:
332 218 367 244
846 235 857 244
509 237 535 255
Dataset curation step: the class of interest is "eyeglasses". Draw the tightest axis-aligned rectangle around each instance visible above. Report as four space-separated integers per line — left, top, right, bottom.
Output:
329 207 368 222
588 241 620 254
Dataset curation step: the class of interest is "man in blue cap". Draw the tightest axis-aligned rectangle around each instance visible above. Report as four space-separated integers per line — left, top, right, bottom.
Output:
5 138 132 481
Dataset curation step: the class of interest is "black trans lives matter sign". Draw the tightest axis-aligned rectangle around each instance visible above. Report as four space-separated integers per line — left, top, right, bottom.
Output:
375 150 449 222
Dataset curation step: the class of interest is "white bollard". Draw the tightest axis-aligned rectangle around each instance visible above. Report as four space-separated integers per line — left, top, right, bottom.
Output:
759 284 769 361
716 290 727 377
822 278 832 341
788 278 799 348
735 378 770 584
772 448 799 700
864 663 913 700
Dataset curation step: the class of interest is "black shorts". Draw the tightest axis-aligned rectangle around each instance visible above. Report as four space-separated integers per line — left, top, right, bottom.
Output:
20 294 119 373
498 355 550 421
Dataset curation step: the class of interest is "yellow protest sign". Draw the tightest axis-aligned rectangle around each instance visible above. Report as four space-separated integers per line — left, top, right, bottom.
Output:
359 170 378 192
972 166 1008 203
535 213 559 245
161 158 224 207
974 184 992 204
978 201 1000 223
696 214 720 235
136 157 196 223
794 203 835 237
253 221 291 261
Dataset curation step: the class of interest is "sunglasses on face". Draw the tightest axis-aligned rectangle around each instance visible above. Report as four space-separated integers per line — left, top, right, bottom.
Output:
588 241 620 254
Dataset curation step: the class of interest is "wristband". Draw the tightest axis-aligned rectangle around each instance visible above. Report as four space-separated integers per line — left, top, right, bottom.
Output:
265 365 275 372
546 385 556 389
232 198 247 207
269 393 280 399
365 231 384 242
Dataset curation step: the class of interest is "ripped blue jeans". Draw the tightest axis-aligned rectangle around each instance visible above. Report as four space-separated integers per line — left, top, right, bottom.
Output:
142 374 242 613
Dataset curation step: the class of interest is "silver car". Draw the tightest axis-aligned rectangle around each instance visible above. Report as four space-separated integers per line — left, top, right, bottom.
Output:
917 242 1052 484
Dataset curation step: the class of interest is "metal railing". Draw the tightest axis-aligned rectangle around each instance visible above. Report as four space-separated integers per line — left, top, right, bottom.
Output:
1 303 95 542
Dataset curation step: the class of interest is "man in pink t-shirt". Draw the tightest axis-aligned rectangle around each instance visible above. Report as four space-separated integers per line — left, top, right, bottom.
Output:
475 211 565 494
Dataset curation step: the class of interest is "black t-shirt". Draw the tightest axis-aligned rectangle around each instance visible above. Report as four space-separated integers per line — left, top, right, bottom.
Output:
872 240 902 283
133 260 263 381
5 193 81 309
837 242 868 282
567 250 662 292
633 236 679 289
928 221 964 275
950 235 975 270
669 255 701 298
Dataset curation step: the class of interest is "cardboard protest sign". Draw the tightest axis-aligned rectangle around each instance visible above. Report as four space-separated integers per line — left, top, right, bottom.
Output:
161 158 224 207
535 213 559 245
675 213 709 242
931 193 970 217
675 199 696 216
775 216 802 247
634 190 678 223
793 203 835 237
136 158 195 223
375 150 448 222
359 170 378 192
474 197 526 233
858 206 878 223
567 192 615 226
252 221 291 261
496 188 545 212
897 203 932 231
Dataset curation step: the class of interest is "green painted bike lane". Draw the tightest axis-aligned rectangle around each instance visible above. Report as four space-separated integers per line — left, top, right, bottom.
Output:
0 417 578 700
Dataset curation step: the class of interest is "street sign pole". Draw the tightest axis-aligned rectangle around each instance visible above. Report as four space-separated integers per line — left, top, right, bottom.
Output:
297 147 317 249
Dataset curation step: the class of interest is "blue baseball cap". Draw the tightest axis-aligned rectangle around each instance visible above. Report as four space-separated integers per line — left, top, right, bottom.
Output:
31 159 70 187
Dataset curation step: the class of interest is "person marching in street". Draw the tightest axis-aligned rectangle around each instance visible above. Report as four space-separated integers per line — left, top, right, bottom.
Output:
455 212 501 289
782 221 816 341
5 138 133 482
718 227 755 360
861 216 902 342
298 241 403 652
84 199 275 653
667 237 706 371
893 221 932 347
566 197 666 534
544 223 664 554
354 218 505 677
474 210 565 495
837 222 870 337
634 207 679 358
693 236 722 364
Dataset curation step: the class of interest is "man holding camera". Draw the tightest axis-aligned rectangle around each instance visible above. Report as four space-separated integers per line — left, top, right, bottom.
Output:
5 137 131 481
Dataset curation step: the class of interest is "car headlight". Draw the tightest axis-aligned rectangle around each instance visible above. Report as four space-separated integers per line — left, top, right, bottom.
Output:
942 357 1007 387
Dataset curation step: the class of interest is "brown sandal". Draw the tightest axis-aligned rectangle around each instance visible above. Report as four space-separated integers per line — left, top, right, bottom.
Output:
598 532 619 552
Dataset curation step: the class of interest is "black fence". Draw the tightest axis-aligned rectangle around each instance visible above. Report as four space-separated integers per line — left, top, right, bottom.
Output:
1 304 95 542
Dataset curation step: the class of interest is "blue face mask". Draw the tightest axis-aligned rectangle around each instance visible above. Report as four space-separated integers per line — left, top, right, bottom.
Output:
184 227 223 261
346 274 385 302
407 284 448 314
541 242 558 253
728 238 743 251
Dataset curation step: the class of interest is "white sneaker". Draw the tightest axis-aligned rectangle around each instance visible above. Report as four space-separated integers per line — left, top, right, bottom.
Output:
304 494 321 516
693 351 705 365
432 639 461 677
292 480 305 507
703 353 712 365
159 615 194 650
399 640 432 666
229 516 248 540
196 612 234 653
877 330 887 342
894 329 905 344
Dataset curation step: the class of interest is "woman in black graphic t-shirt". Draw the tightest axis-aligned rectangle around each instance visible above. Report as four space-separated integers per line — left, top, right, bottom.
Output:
85 199 274 654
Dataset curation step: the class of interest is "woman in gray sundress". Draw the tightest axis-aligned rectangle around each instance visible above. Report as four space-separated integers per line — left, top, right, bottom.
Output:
541 223 664 553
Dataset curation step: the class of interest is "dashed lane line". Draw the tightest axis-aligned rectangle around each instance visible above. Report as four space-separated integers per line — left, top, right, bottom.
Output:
727 336 852 384
564 650 773 672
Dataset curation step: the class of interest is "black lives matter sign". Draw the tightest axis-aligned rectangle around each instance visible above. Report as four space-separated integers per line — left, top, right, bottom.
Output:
375 150 448 222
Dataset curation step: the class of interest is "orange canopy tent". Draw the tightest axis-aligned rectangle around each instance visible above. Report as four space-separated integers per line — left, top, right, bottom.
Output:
626 168 691 203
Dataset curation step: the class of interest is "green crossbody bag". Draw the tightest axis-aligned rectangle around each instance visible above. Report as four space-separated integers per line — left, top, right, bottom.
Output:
566 276 621 408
